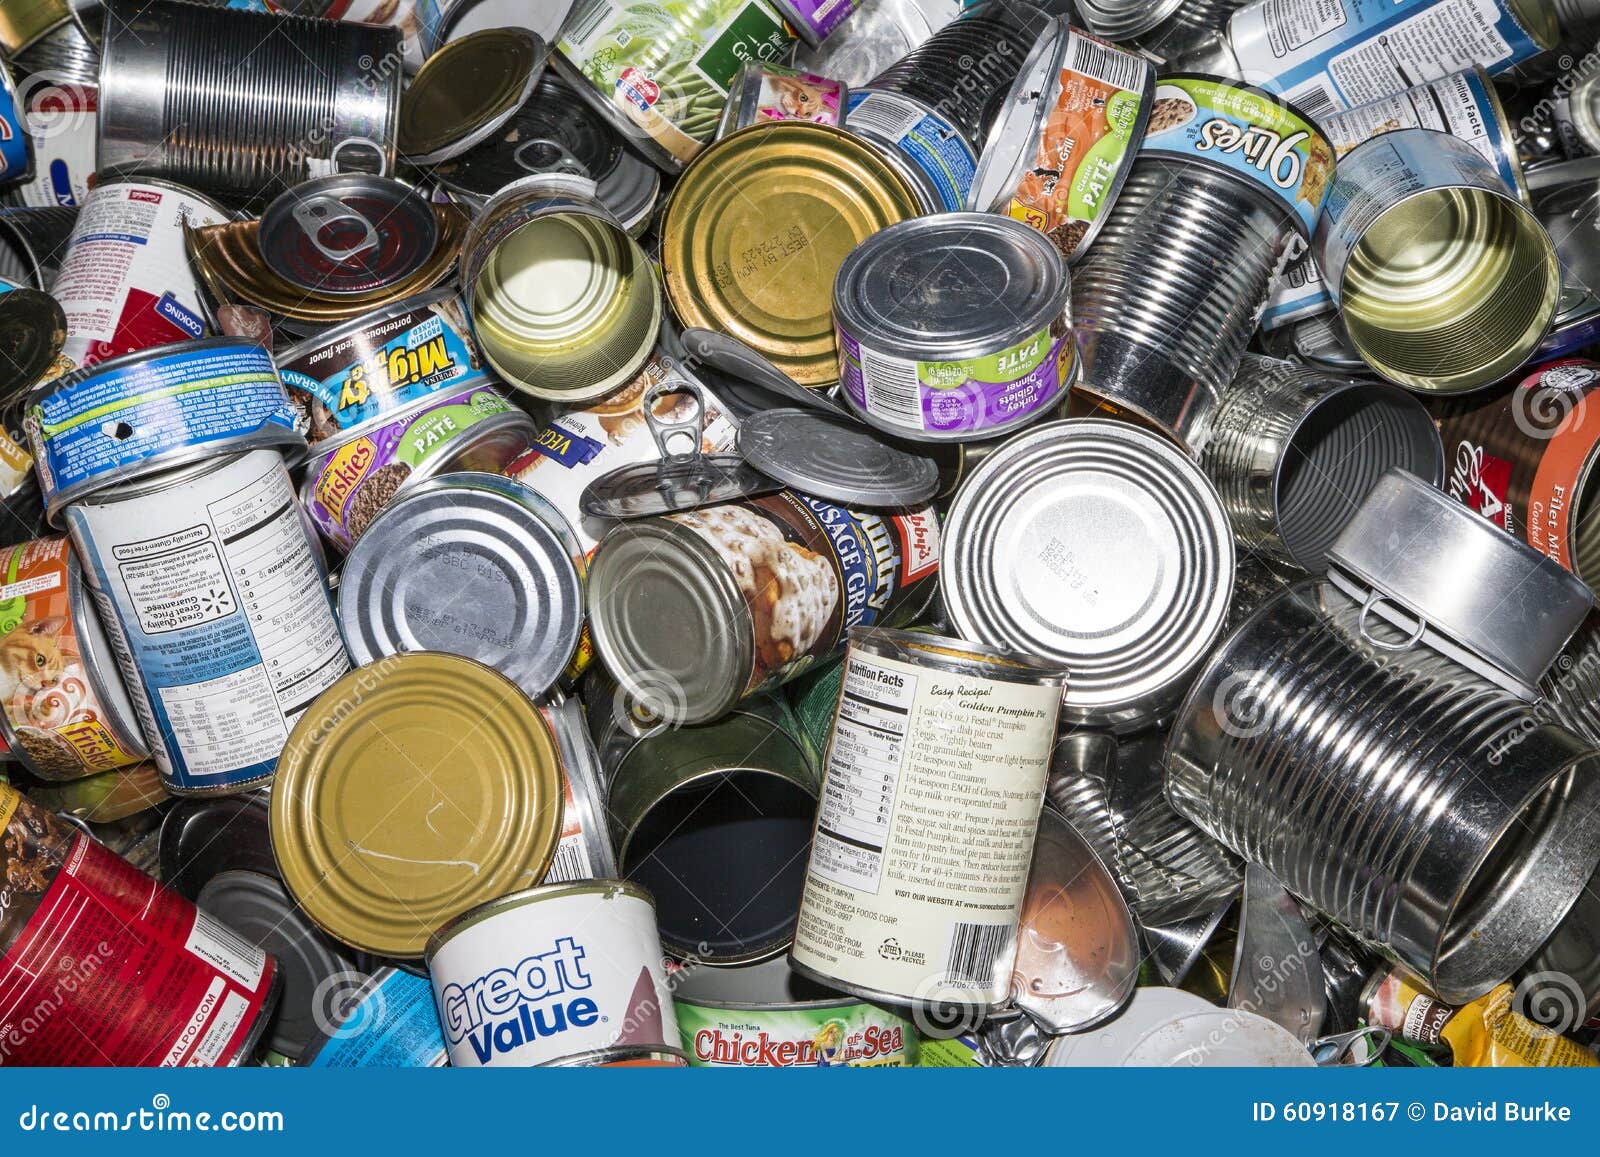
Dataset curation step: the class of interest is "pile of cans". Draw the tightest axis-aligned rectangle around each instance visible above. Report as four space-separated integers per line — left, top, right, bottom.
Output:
1 0 1600 1070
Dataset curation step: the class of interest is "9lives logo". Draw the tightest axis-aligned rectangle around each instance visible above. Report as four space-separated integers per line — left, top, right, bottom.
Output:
438 936 602 1063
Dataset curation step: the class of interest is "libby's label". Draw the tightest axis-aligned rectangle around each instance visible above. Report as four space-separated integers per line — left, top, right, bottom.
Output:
676 1001 916 1066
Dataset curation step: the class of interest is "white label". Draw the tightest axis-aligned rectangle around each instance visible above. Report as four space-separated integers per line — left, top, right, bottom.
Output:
185 991 251 1068
185 909 268 990
0 572 61 601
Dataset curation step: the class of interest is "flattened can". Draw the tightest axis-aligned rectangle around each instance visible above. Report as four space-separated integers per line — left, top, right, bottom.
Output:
845 89 977 213
425 880 680 1067
64 449 351 795
50 177 230 367
302 967 449 1068
834 213 1076 442
718 62 847 135
790 627 1065 1014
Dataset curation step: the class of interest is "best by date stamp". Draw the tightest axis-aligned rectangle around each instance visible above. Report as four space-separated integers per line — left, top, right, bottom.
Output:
1252 1102 1574 1124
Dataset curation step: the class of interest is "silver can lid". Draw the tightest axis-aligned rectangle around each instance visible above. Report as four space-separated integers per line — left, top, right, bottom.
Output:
256 175 439 296
942 417 1234 727
337 471 584 697
1325 468 1594 694
737 407 940 507
679 327 843 414
969 19 1062 214
1072 0 1186 42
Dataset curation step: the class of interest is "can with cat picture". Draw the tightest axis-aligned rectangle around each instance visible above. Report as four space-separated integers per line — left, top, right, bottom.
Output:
718 63 847 136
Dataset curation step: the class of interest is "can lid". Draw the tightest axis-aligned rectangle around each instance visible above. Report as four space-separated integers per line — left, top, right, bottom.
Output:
256 175 439 296
969 19 1062 214
1324 468 1594 694
0 288 65 400
580 453 781 519
269 652 564 958
679 327 844 414
432 72 623 195
337 473 584 698
1071 0 1185 42
737 408 939 507
400 28 548 165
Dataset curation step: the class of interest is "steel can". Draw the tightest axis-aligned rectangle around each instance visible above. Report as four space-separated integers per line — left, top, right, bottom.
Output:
0 536 148 781
795 0 958 86
425 880 680 1067
587 492 940 725
427 0 571 52
541 695 619 883
0 0 71 56
64 449 350 795
834 213 1076 442
718 62 847 135
1 78 95 210
0 203 76 289
554 0 796 172
845 89 977 213
789 627 1065 1014
302 967 449 1068
1314 128 1560 393
7 15 99 90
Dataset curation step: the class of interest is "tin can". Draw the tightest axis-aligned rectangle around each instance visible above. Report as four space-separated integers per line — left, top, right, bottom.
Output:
554 0 796 172
158 788 275 900
770 0 858 49
50 177 230 367
8 15 99 90
461 173 661 403
0 62 35 190
834 213 1076 442
795 0 958 87
661 123 919 388
587 492 940 725
302 967 449 1068
718 62 847 136
1314 128 1560 394
0 77 95 210
1260 310 1368 375
425 880 680 1067
26 338 304 523
0 204 76 289
428 0 572 51
97 0 402 206
254 175 441 298
27 760 167 823
942 418 1235 731
541 695 618 882
968 22 1153 262
1102 0 1251 64
843 89 976 213
398 28 547 166
64 449 351 795
1044 986 1313 1066
789 627 1065 1014
0 782 281 1065
606 696 818 963
0 536 148 781
0 0 70 56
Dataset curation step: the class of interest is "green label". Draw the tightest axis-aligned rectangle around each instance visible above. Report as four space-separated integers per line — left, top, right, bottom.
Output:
915 327 1052 390
916 1034 983 1067
693 1 789 93
676 1001 917 1067
395 393 514 470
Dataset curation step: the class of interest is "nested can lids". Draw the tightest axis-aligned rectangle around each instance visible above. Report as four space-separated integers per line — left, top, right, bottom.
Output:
400 28 548 165
736 407 939 507
269 651 565 959
257 175 439 296
337 472 584 698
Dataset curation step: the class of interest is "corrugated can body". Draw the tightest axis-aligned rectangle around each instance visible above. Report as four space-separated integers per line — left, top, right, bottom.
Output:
426 882 678 1068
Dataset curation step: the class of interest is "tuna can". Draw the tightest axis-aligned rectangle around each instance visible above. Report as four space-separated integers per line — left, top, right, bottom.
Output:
968 21 1153 261
51 177 230 367
1 76 95 210
717 62 848 135
942 418 1235 731
1314 128 1560 394
254 175 440 299
65 449 350 795
554 0 796 172
0 0 70 56
0 536 148 780
0 782 281 1066
0 204 76 288
302 966 449 1068
834 212 1076 442
269 652 565 959
97 0 403 206
844 88 976 213
424 880 680 1067
660 123 919 387
1200 354 1445 571
300 381 538 552
789 627 1066 1015
606 696 819 963
460 172 660 403
1073 75 1334 451
26 338 304 523
336 472 583 696
673 956 918 1066
1113 0 1250 65
587 492 940 725
770 0 858 49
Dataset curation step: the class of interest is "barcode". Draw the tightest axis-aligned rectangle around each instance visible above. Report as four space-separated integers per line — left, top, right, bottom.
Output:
560 0 609 48
944 921 1010 987
1290 81 1340 124
544 837 593 885
1066 34 1146 95
861 349 923 425
848 94 922 142
186 909 267 989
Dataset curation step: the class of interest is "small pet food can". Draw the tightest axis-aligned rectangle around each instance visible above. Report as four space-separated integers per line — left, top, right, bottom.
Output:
718 62 847 136
845 89 977 213
769 0 859 49
789 627 1066 1014
425 880 681 1068
302 967 449 1068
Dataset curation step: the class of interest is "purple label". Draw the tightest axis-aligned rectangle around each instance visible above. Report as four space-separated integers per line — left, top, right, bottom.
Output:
782 0 855 41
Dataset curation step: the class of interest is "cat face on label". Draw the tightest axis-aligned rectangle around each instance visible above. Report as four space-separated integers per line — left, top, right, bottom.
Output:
0 616 68 699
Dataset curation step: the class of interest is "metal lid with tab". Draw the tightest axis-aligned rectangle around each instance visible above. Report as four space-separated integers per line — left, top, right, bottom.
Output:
256 175 439 296
736 408 940 507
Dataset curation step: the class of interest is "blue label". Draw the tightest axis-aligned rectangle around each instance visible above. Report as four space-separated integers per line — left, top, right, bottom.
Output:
847 92 975 212
0 75 32 186
308 972 448 1069
529 421 605 469
157 293 206 340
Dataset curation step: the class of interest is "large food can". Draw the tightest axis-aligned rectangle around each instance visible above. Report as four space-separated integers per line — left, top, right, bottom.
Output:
790 628 1065 1014
587 492 940 725
425 880 682 1067
554 0 796 172
834 213 1076 442
50 177 230 368
64 449 351 795
844 89 977 213
1313 128 1559 393
0 782 280 1066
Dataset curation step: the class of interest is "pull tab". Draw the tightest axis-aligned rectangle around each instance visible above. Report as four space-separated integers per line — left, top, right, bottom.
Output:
1312 1026 1390 1067
292 194 379 265
514 138 590 179
642 373 706 464
330 136 386 176
1358 590 1427 652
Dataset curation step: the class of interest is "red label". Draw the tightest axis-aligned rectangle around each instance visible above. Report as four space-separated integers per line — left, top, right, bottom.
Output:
0 834 274 1066
81 286 192 367
128 190 162 205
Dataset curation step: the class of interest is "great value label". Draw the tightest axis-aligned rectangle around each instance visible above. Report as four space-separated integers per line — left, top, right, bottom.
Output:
676 1000 916 1066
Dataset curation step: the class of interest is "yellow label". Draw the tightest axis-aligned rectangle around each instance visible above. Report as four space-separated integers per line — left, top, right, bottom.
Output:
0 782 20 833
313 437 378 524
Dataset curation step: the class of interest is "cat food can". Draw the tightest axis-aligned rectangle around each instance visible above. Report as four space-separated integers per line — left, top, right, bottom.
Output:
425 880 680 1068
302 967 450 1068
968 22 1153 262
770 0 858 49
587 492 940 726
49 177 231 368
845 89 977 213
554 0 796 172
64 449 351 796
0 536 148 781
300 382 539 552
835 213 1076 442
26 338 305 523
718 63 847 136
789 627 1065 1014
0 782 281 1066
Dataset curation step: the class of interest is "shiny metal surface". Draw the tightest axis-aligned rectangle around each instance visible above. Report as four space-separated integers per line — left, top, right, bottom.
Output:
1227 866 1324 1045
1072 0 1185 42
736 408 940 507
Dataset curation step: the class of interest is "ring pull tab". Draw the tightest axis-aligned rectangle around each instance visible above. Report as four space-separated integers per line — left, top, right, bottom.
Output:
1358 590 1427 652
642 373 707 465
514 137 590 179
1312 1026 1391 1067
292 194 380 265
329 136 386 176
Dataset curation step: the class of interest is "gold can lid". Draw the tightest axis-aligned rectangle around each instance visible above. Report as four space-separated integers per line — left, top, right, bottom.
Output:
270 651 564 959
400 29 548 165
661 123 919 388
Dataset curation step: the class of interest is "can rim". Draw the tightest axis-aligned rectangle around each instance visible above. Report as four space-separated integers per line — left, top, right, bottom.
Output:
423 877 655 966
400 29 548 165
273 285 466 372
548 50 687 175
848 625 1070 688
